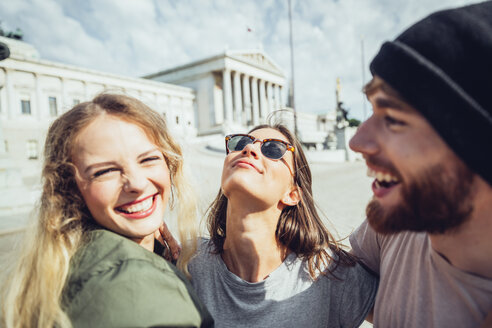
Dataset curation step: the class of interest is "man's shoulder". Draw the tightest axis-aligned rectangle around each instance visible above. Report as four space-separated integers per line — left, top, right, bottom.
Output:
350 220 430 275
351 220 428 251
378 228 429 261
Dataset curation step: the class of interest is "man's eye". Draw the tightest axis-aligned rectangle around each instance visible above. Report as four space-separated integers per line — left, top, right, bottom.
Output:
93 168 117 178
384 115 406 127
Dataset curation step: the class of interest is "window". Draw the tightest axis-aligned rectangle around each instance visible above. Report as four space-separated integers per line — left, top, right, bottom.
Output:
175 116 179 124
26 140 38 160
21 100 31 115
73 99 80 106
49 97 58 116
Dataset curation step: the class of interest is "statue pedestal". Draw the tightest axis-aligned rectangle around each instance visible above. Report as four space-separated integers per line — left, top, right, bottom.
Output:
335 127 347 151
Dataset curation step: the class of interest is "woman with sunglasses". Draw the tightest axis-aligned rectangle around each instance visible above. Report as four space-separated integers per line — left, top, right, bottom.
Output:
188 124 377 327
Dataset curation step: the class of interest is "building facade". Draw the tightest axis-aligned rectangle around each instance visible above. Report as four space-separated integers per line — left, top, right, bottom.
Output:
145 50 287 135
0 36 196 184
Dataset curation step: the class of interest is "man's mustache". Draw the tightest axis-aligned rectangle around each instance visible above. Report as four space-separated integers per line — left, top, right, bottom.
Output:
364 156 403 181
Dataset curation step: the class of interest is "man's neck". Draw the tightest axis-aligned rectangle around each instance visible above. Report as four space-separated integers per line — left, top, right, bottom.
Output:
222 201 288 283
429 180 492 279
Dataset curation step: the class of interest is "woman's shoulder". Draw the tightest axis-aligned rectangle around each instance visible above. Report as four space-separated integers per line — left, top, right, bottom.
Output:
190 237 216 262
66 229 187 299
72 229 177 273
65 229 213 327
188 237 219 275
196 237 214 253
307 246 370 281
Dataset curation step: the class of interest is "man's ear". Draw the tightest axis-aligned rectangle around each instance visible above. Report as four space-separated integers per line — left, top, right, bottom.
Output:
280 186 301 207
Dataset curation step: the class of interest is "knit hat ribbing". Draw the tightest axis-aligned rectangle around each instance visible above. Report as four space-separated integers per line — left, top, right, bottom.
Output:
370 1 492 186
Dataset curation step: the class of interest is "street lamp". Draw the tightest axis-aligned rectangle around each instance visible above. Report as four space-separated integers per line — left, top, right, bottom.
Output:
288 0 298 137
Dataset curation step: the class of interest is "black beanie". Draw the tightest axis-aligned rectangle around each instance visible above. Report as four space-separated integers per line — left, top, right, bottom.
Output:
370 1 492 186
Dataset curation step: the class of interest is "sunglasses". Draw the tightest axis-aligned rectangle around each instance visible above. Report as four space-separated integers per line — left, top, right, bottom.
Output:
225 134 295 160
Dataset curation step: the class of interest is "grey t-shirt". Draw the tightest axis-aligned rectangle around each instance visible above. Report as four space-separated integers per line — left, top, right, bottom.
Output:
350 220 492 328
188 238 377 328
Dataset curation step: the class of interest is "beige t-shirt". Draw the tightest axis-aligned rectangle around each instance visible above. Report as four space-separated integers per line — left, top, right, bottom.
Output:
350 220 492 328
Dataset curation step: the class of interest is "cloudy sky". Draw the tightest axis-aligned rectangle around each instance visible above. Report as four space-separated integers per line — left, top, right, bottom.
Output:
0 0 477 120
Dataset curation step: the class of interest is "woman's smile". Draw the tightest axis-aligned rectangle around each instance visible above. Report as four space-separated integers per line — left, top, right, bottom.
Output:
115 193 159 218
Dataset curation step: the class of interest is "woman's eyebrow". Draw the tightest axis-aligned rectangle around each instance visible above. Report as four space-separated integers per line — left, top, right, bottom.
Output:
84 161 117 174
83 148 160 174
137 148 161 159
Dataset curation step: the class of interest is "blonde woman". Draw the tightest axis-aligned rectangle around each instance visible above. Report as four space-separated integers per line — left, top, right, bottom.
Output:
188 124 377 327
1 94 212 327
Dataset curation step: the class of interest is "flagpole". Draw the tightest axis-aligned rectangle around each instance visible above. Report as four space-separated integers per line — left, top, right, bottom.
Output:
361 35 367 120
288 0 298 137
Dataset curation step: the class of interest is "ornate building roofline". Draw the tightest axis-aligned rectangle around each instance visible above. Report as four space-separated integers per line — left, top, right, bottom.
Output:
144 49 285 79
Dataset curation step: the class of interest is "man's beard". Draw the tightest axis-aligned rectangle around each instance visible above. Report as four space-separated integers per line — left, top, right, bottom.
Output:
366 161 475 235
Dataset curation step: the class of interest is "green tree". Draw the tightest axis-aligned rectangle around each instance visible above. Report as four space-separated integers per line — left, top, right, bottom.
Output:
348 118 361 127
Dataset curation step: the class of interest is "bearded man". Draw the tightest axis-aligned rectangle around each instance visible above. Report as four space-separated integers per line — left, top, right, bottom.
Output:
349 1 492 327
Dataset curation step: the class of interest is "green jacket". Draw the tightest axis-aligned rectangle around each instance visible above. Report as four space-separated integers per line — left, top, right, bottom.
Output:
62 229 213 328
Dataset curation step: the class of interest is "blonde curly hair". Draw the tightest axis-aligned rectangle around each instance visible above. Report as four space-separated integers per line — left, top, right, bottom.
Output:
1 94 197 328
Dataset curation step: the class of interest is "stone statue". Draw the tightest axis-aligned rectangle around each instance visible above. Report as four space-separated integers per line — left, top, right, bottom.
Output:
0 41 10 61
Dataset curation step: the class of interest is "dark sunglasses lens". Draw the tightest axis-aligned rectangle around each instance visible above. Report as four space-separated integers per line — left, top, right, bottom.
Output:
261 141 287 159
228 135 252 151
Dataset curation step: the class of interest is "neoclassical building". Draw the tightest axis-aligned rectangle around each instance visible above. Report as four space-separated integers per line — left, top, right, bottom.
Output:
0 37 339 193
0 35 196 184
145 50 287 135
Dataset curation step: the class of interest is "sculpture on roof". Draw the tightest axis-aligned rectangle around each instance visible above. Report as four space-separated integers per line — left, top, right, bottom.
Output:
335 78 349 129
0 41 10 61
0 21 23 40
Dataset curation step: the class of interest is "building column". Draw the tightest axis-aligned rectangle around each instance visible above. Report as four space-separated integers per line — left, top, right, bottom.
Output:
34 73 42 120
83 81 90 101
274 84 281 110
0 123 4 156
232 71 243 124
242 74 251 125
61 77 68 113
266 82 274 115
279 86 284 108
222 69 233 124
251 77 259 126
259 79 267 122
0 69 6 155
5 69 15 120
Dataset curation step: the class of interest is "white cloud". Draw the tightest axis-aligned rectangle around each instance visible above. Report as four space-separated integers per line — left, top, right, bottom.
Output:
0 0 480 120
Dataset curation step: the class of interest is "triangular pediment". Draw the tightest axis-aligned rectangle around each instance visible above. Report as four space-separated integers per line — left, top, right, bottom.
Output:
227 51 284 76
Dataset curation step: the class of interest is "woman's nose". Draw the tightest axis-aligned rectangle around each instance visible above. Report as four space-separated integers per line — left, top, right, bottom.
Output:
122 169 148 193
349 116 379 156
242 142 260 158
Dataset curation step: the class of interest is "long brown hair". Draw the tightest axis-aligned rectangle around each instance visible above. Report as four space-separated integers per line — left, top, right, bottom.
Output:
1 94 197 328
206 123 355 279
